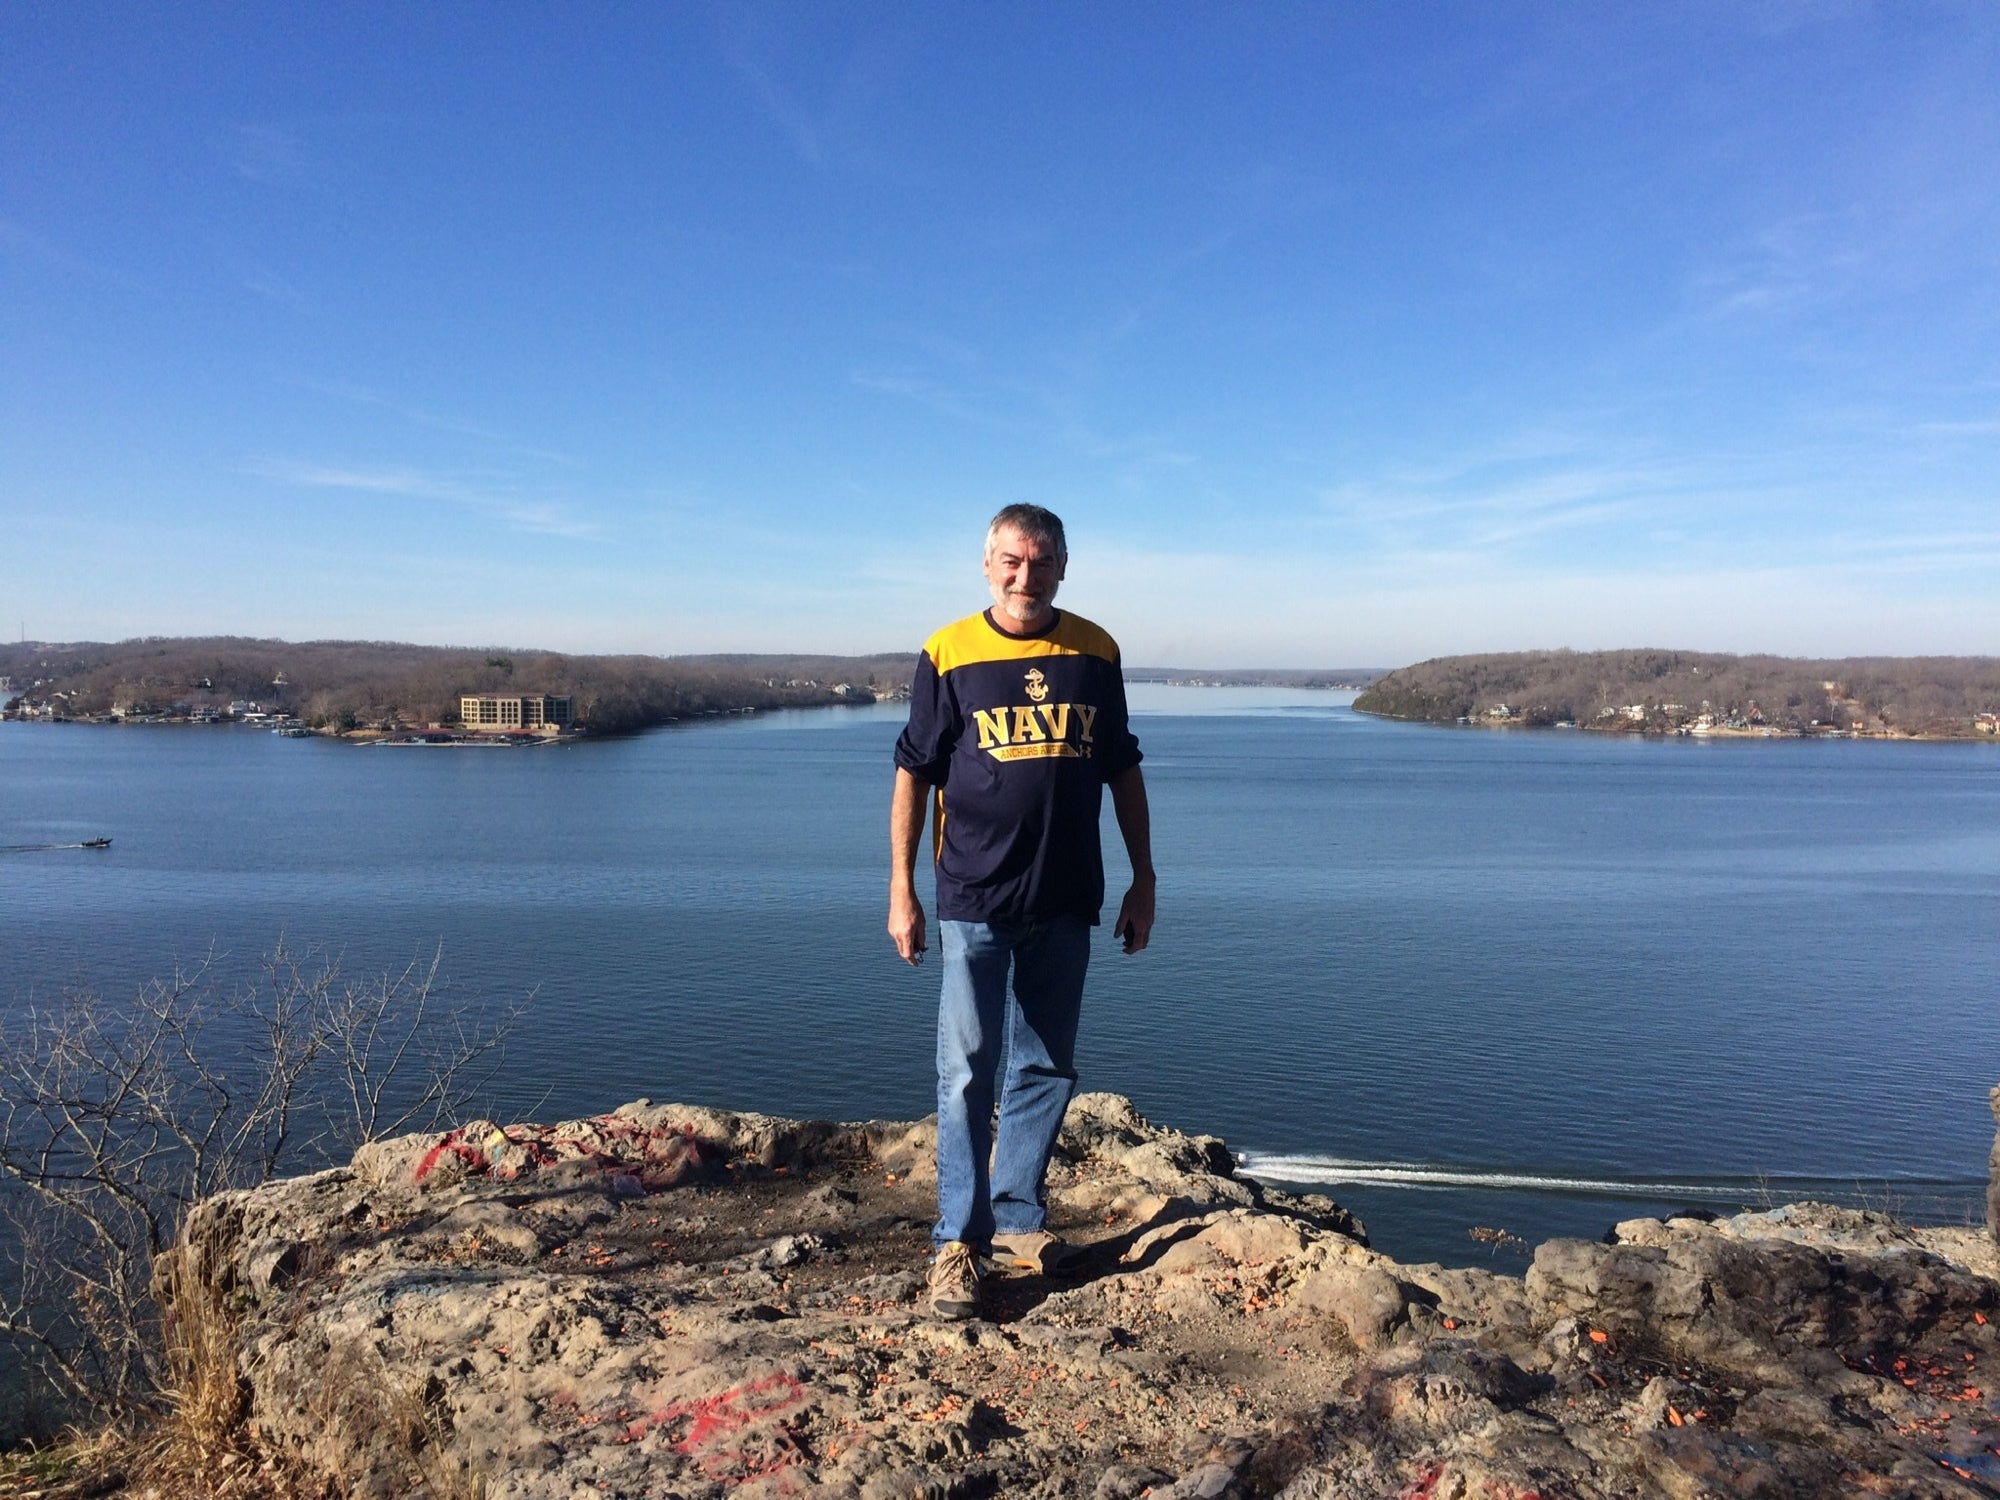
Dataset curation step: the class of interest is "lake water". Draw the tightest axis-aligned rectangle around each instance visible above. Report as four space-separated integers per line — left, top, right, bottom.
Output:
4 688 1997 1269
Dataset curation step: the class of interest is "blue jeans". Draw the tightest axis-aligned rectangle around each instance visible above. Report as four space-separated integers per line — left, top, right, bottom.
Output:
934 915 1091 1250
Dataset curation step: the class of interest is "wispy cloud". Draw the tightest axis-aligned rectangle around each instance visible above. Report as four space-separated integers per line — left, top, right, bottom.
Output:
1079 535 2000 665
1813 525 2000 575
849 370 1016 430
850 171 1295 487
208 235 308 307
299 380 579 467
725 53 825 166
1322 459 1664 557
239 265 303 305
1685 211 1871 320
249 459 598 538
0 217 149 291
852 363 1201 488
706 11 922 174
226 124 307 185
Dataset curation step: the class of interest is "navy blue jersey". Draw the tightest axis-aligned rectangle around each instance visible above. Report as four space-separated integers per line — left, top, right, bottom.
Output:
894 608 1142 923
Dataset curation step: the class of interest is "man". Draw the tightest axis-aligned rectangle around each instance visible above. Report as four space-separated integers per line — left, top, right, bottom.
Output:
888 504 1155 1320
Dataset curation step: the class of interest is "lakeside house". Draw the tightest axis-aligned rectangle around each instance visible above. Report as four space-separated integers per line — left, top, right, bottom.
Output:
458 693 574 733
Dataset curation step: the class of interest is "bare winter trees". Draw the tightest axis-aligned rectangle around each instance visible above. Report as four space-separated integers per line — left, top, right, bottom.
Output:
0 942 525 1432
0 637 913 732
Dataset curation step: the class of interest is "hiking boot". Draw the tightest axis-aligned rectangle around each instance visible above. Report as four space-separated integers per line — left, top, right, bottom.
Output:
929 1241 982 1320
989 1229 1085 1275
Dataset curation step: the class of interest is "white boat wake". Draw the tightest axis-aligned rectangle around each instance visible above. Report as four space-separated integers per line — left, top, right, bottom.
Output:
1236 1153 1978 1201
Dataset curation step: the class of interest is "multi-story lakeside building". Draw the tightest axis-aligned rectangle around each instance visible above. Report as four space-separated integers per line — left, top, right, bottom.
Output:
459 693 575 732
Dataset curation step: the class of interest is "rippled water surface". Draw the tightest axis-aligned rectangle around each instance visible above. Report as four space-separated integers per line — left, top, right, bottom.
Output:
5 688 1996 1265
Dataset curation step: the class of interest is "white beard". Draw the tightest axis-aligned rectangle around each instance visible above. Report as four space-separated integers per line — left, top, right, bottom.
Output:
990 579 1057 628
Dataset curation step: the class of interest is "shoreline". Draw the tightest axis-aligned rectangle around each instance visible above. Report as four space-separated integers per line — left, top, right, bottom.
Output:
1350 704 2000 743
0 695 892 742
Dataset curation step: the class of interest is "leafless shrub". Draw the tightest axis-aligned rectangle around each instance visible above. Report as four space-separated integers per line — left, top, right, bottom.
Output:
319 946 517 1145
1468 1224 1529 1256
0 940 526 1436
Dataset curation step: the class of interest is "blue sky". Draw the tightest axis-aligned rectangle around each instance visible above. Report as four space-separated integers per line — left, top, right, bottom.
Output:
5 3 1997 665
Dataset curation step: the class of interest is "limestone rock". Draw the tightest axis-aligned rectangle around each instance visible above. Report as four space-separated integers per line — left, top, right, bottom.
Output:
163 1092 2000 1500
1291 1261 1411 1352
1990 1083 2000 1247
1529 1223 1998 1387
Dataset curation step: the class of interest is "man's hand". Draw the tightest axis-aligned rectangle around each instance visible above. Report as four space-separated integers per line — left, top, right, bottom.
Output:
1113 875 1154 954
889 767 931 966
889 886 928 966
1108 765 1155 954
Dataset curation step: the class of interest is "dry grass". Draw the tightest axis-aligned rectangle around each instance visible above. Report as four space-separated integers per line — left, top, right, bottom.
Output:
0 1245 333 1500
0 1365 489 1500
152 1248 246 1474
124 1245 303 1500
389 1379 486 1500
86 1260 489 1500
0 1427 126 1499
305 1342 485 1500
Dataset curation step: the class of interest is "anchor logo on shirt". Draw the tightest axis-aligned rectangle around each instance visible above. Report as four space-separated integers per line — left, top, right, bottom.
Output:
1023 668 1050 703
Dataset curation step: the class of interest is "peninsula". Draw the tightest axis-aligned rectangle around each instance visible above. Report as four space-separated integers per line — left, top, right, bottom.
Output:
1356 649 2000 740
0 638 911 736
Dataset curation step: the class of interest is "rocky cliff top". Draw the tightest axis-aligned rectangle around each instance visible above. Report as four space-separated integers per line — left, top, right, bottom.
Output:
172 1094 2000 1499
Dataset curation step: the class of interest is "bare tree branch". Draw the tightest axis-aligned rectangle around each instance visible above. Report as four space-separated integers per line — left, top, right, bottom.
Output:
0 941 526 1431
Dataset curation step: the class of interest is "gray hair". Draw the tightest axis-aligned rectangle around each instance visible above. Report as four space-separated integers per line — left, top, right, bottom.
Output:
984 504 1068 568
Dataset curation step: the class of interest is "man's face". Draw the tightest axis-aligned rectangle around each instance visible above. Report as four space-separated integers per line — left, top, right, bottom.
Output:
984 525 1064 631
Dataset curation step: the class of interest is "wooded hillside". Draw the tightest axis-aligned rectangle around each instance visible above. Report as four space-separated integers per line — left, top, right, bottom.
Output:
0 638 914 734
1353 649 2000 736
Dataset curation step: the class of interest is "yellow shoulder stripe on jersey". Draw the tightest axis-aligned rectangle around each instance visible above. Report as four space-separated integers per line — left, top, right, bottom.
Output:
924 611 1119 676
